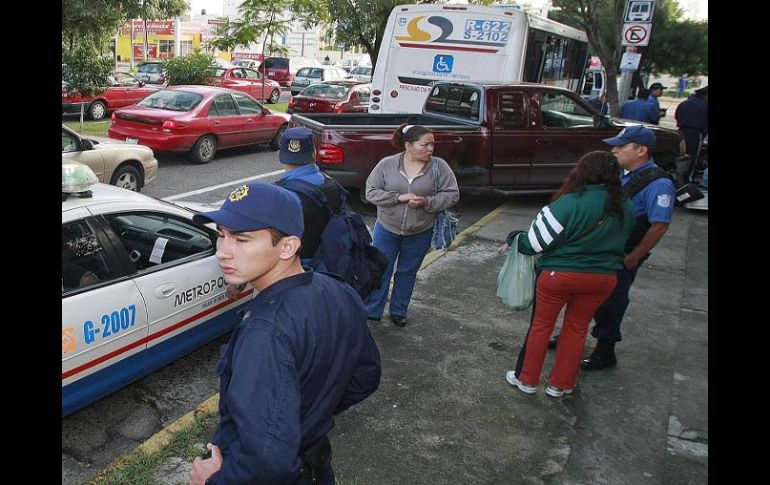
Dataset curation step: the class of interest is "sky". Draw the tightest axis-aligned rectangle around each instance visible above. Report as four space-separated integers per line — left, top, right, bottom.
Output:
187 0 707 21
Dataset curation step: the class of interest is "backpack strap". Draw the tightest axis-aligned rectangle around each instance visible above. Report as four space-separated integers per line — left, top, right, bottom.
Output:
277 177 332 216
623 166 672 198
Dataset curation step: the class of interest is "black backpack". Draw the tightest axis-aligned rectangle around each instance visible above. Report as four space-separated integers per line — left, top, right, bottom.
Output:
277 177 388 300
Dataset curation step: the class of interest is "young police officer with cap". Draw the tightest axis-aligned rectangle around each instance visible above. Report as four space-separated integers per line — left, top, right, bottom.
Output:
646 82 666 125
189 183 381 485
580 125 676 370
276 126 344 266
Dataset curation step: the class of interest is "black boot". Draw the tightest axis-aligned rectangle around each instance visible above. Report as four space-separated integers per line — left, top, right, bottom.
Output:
580 340 617 371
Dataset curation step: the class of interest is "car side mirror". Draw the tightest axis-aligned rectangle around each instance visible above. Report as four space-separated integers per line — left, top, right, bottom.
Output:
81 138 94 150
262 108 270 115
138 81 146 87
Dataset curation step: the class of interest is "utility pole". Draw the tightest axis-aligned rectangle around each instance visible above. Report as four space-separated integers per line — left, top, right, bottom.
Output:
618 0 656 106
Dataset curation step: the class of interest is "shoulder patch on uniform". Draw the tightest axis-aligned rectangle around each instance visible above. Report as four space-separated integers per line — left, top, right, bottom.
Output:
657 194 671 208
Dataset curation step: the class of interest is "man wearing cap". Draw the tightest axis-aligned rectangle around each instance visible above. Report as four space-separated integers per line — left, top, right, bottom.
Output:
276 127 344 266
188 183 381 485
675 85 708 176
646 82 667 125
579 125 676 370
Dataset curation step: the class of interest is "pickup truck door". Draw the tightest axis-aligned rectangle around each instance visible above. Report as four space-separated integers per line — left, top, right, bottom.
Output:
530 90 614 185
490 90 534 187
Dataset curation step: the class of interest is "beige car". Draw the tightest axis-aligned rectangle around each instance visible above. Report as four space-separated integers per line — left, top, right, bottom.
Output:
62 124 158 192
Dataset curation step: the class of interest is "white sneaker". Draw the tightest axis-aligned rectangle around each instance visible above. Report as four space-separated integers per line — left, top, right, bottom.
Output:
545 384 574 398
505 371 537 394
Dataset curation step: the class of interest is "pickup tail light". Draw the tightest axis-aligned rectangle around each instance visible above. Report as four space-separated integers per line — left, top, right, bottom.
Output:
288 97 296 109
333 102 345 113
162 120 188 131
316 143 344 164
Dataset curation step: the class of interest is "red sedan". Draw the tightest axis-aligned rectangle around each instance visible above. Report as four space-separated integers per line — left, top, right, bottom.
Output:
62 72 159 121
205 67 282 104
287 81 371 114
107 85 290 164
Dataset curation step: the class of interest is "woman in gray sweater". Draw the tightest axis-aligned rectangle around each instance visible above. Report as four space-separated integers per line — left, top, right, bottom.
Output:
364 124 459 326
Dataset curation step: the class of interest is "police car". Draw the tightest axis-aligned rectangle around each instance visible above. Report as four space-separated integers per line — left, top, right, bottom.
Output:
62 163 251 416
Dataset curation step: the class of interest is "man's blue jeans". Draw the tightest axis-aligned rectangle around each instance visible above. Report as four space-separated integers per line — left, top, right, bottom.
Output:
590 264 641 343
365 222 433 319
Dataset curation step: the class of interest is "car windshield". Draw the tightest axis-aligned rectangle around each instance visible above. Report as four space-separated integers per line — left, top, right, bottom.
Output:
263 57 288 69
205 68 227 77
299 68 323 79
301 84 350 99
137 90 203 111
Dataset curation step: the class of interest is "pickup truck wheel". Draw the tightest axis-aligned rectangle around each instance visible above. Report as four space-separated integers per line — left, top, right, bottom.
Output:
188 135 217 164
110 164 142 192
89 101 107 120
269 125 287 151
268 89 280 104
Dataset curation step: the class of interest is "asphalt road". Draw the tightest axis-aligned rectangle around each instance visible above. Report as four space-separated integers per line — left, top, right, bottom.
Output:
62 146 531 484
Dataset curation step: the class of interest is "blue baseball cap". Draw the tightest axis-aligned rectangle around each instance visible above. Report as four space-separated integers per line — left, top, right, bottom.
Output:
603 125 656 147
279 127 315 165
192 183 303 237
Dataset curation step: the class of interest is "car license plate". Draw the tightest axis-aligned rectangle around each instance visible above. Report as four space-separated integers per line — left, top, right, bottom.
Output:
268 71 276 76
126 137 138 144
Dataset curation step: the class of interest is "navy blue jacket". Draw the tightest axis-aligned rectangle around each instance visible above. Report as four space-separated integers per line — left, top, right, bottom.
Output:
209 270 382 484
620 98 655 123
675 96 708 132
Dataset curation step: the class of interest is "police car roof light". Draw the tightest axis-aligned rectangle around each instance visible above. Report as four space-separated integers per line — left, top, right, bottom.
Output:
62 162 98 199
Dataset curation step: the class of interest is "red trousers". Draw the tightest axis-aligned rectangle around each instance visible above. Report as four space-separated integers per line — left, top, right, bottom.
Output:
519 270 617 390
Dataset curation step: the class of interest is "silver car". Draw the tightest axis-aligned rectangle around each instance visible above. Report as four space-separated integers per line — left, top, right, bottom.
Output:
349 66 373 82
135 61 166 84
290 66 351 95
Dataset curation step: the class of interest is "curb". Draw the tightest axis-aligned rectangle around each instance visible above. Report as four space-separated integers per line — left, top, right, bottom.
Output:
420 200 512 270
93 200 513 479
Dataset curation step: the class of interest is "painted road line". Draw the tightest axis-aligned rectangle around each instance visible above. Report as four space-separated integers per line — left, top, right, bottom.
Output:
420 201 513 270
163 169 285 201
96 200 513 478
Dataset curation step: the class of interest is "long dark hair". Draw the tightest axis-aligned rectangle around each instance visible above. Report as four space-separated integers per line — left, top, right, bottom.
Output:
391 123 431 150
551 151 626 222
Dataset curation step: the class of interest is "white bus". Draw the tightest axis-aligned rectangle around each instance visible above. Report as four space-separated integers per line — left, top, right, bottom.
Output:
369 4 590 113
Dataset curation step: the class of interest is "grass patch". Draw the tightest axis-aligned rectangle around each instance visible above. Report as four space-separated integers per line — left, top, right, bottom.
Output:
89 410 217 485
63 120 111 138
268 102 288 113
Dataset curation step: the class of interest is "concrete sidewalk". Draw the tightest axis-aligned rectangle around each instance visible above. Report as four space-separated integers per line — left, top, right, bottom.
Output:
129 200 709 484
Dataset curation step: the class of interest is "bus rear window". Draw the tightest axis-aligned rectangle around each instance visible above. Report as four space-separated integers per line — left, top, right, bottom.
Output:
425 85 481 121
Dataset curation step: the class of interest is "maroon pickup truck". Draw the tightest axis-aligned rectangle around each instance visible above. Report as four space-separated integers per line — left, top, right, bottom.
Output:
289 82 684 193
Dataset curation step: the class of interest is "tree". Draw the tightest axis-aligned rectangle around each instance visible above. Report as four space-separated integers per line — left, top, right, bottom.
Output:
62 0 126 50
62 43 114 129
209 0 326 95
135 0 189 62
549 0 707 114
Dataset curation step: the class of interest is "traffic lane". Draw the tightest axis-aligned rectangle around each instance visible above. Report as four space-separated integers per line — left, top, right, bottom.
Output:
144 145 285 202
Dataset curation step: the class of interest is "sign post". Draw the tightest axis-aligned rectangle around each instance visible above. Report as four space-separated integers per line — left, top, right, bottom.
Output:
618 0 656 105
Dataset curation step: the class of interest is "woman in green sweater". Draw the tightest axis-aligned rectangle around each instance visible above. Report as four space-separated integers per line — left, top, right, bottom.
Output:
498 151 635 397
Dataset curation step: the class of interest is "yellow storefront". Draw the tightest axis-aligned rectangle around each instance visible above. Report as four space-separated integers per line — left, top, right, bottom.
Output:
116 20 204 62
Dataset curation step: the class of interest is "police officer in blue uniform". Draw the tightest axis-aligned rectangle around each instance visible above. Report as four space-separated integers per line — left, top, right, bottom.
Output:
620 89 655 123
675 85 708 175
189 183 382 485
580 125 676 370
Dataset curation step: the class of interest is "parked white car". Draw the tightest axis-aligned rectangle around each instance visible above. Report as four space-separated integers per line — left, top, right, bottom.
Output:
349 66 373 82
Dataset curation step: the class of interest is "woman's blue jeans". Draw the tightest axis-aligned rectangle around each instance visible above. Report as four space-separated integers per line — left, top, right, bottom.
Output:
365 222 433 319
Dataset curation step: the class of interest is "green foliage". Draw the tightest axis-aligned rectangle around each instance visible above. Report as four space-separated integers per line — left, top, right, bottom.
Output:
163 52 217 86
62 44 114 98
62 0 125 50
209 0 325 58
646 20 708 75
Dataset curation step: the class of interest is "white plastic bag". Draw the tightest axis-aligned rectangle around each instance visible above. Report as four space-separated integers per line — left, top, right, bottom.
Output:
496 234 536 310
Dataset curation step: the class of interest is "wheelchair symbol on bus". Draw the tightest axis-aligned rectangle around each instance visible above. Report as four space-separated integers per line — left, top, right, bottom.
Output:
432 55 454 73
